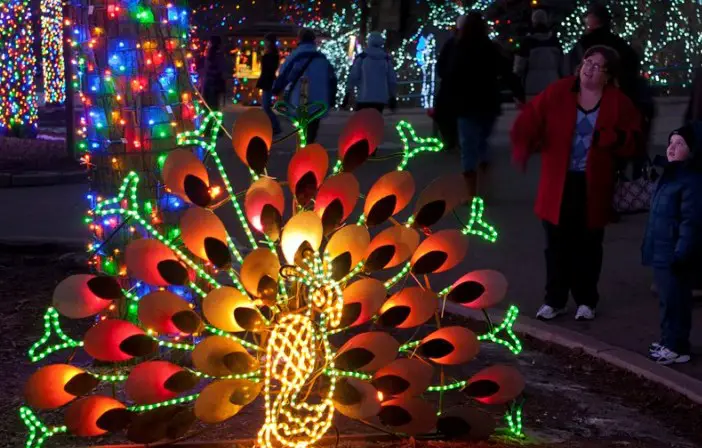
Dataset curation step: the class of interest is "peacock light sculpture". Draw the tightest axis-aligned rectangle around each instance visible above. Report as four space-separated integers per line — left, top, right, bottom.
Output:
21 107 525 448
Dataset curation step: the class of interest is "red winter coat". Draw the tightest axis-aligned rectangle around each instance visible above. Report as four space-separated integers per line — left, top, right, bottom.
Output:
511 76 641 228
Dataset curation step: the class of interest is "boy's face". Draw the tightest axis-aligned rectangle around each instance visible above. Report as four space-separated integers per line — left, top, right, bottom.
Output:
667 134 692 162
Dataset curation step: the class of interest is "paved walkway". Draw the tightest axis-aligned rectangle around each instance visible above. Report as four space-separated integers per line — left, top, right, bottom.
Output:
1 102 700 383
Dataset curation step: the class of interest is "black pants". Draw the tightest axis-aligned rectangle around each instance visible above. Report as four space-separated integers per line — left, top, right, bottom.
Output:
306 118 321 144
544 172 605 309
356 102 385 113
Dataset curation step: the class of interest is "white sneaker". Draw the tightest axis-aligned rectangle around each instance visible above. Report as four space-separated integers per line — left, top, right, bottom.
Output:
575 305 596 321
649 342 663 353
650 346 690 365
536 304 566 320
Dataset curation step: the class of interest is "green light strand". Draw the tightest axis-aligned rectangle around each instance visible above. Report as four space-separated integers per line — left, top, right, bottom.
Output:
331 159 343 175
19 407 67 448
384 262 411 290
176 111 259 250
127 393 199 412
395 120 443 171
204 325 262 352
505 402 524 438
324 368 372 381
94 172 222 291
461 197 498 243
398 340 421 352
426 380 467 392
477 305 522 355
190 369 260 380
28 307 83 363
93 373 128 382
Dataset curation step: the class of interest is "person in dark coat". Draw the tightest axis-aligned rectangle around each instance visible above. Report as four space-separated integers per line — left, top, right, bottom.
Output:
202 35 228 111
565 2 640 103
433 14 466 151
258 33 281 135
642 122 702 365
512 45 641 322
514 9 563 97
450 11 525 200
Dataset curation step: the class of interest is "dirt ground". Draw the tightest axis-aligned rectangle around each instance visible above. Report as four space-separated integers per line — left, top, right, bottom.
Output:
1 249 701 448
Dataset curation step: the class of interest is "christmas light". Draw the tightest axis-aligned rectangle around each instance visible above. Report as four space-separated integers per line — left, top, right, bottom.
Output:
40 0 66 103
27 308 83 363
19 407 67 448
396 120 444 171
461 197 498 243
0 0 38 137
505 401 524 438
477 305 523 355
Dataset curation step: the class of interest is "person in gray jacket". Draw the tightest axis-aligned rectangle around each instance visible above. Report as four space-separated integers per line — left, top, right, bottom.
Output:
514 9 563 97
344 32 398 112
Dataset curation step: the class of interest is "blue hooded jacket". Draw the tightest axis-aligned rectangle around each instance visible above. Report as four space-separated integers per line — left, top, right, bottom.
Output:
347 33 398 105
642 122 702 268
272 42 338 111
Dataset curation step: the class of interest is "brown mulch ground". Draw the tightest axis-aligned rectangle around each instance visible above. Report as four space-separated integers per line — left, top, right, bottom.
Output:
1 249 700 448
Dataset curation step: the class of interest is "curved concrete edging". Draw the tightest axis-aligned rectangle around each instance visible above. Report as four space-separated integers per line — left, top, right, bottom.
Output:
444 302 702 405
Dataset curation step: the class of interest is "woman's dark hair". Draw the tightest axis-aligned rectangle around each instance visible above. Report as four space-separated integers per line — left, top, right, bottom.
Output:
458 10 487 43
579 45 621 83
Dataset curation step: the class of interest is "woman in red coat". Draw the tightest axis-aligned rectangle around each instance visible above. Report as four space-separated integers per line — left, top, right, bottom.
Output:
511 45 641 321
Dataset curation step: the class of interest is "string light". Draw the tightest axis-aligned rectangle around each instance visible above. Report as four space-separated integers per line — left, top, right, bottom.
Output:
505 401 524 438
396 120 444 171
40 0 65 103
0 0 38 137
27 308 83 363
461 197 498 243
128 394 199 412
19 407 67 448
477 305 523 355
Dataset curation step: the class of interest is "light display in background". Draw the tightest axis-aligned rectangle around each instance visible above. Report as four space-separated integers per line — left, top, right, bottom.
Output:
308 3 362 107
230 37 297 105
391 1 497 106
40 0 66 104
416 34 437 109
558 0 702 88
0 0 38 138
20 107 527 447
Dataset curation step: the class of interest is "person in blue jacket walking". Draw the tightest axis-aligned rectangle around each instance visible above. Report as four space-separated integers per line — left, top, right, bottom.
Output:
642 122 702 365
272 29 338 144
344 32 398 113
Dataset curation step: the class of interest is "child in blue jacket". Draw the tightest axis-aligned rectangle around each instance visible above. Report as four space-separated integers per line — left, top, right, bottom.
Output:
642 122 702 365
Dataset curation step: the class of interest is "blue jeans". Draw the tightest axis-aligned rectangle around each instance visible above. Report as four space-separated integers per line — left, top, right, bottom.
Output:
457 116 496 172
653 268 693 354
262 90 281 133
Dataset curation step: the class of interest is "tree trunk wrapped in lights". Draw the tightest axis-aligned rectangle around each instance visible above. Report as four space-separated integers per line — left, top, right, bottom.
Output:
21 104 528 447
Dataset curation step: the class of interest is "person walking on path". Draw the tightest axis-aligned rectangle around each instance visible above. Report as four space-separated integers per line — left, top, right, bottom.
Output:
642 122 702 365
343 32 398 113
565 3 640 103
432 14 466 151
514 9 563 97
202 35 228 111
257 33 282 135
449 11 525 200
272 29 338 144
511 46 641 321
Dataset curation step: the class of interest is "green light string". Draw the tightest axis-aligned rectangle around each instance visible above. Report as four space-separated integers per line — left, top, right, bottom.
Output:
331 159 343 175
425 380 467 392
127 393 199 412
92 373 129 382
204 325 263 352
505 401 524 438
398 340 421 352
477 305 522 355
94 172 222 291
19 407 67 448
460 197 498 243
28 308 83 363
383 262 412 290
190 370 260 380
324 368 372 381
395 120 443 171
226 235 245 265
176 111 259 250
339 261 365 284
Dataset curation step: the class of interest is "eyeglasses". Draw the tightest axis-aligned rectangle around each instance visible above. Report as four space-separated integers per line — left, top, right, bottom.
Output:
583 59 607 72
